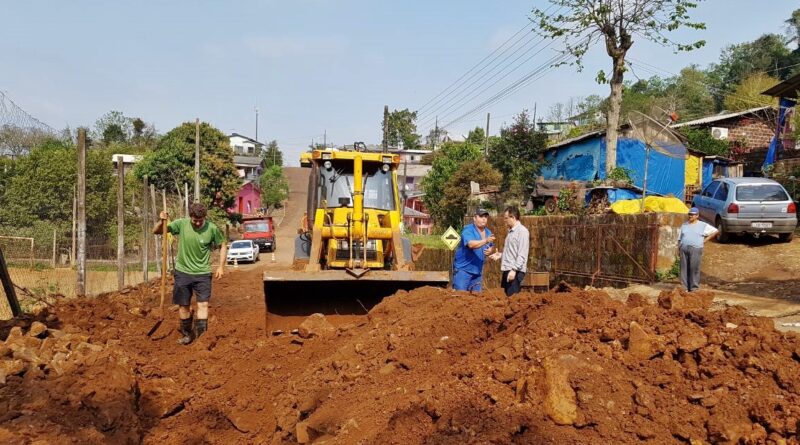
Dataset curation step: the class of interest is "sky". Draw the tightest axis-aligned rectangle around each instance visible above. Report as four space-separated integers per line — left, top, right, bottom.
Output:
2 0 798 166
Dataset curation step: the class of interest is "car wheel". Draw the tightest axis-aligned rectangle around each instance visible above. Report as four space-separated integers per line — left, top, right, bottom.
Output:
778 232 794 243
715 217 728 243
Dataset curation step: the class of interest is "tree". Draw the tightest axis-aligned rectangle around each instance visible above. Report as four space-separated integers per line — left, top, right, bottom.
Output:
0 125 52 158
421 142 483 230
487 110 547 197
383 108 421 149
133 121 239 214
262 140 284 168
723 73 780 112
439 160 502 230
787 9 800 49
679 127 730 157
533 0 705 175
258 165 289 214
466 127 486 145
95 111 132 144
0 139 114 234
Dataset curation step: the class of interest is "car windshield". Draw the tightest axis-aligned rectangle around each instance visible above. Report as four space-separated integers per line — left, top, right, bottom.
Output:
317 161 396 210
735 184 789 202
230 241 252 249
244 222 269 232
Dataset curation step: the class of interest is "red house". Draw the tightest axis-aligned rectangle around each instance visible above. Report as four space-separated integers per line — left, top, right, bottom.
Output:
229 180 262 215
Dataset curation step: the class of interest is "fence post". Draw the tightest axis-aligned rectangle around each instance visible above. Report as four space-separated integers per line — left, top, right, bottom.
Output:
76 128 87 296
142 175 149 282
52 229 57 268
0 248 21 317
117 155 125 291
151 184 161 276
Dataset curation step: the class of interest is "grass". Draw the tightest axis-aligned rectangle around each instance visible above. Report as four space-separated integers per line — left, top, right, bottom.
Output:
407 234 447 249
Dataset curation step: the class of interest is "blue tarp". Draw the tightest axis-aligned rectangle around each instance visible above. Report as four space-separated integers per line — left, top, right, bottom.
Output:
542 136 687 197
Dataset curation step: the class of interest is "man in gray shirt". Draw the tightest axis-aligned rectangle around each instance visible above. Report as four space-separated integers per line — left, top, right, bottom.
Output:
490 206 530 296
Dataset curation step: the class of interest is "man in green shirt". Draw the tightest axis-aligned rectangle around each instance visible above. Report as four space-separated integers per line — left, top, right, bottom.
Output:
153 202 227 345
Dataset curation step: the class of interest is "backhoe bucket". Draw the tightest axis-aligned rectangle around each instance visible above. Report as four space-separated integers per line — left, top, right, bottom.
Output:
263 269 449 317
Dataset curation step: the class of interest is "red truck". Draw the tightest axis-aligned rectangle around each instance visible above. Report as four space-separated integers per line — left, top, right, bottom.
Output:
241 215 276 252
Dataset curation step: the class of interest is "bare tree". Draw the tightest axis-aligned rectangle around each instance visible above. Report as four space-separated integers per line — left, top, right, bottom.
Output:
533 0 705 175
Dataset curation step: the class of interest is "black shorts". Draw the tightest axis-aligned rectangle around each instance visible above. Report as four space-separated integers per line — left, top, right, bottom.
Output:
172 271 212 306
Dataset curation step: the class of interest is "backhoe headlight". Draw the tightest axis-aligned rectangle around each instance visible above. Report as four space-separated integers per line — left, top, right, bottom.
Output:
323 160 332 170
381 163 390 172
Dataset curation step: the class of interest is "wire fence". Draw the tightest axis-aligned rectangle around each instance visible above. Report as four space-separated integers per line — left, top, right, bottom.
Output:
0 173 231 319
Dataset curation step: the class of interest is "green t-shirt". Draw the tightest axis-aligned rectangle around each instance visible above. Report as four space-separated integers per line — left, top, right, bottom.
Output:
167 218 225 275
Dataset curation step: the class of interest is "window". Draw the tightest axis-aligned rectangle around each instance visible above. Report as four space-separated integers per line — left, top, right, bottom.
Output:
735 184 789 202
702 181 720 197
712 182 728 201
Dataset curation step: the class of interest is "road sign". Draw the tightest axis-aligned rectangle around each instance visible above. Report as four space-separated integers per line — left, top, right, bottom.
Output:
440 226 461 251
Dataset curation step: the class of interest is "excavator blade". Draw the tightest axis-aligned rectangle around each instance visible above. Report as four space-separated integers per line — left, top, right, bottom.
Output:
263 269 449 316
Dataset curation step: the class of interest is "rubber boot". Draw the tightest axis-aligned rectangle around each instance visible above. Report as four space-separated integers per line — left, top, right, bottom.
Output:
177 317 194 345
194 318 208 340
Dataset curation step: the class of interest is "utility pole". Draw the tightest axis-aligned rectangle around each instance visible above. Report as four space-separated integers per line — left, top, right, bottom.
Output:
382 105 389 152
194 118 200 202
116 155 125 291
324 130 327 149
484 113 491 156
255 106 259 142
532 102 537 126
76 129 87 296
434 116 439 150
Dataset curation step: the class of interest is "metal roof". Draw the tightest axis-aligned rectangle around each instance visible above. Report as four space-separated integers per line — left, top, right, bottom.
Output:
670 106 772 128
234 155 262 166
403 207 429 218
762 72 800 98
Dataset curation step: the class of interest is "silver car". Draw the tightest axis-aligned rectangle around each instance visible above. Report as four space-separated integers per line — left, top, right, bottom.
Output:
692 177 797 243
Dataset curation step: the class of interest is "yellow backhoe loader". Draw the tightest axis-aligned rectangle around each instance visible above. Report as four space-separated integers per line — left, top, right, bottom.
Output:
263 144 449 316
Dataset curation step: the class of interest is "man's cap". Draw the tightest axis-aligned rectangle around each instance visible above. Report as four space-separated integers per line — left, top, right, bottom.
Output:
475 208 490 216
688 207 699 215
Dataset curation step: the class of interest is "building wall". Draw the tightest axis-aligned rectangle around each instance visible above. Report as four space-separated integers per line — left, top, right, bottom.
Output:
228 183 261 215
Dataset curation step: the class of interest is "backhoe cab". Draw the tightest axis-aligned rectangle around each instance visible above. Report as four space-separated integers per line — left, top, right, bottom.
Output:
263 145 448 316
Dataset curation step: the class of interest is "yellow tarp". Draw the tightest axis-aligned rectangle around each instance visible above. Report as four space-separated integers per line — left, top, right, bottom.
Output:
685 154 701 186
610 196 689 214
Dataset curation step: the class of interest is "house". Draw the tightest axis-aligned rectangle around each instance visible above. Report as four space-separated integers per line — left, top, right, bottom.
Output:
110 154 142 176
229 133 264 156
229 133 265 179
403 192 433 235
228 180 262 215
233 155 263 181
535 123 688 207
536 121 574 140
670 107 779 175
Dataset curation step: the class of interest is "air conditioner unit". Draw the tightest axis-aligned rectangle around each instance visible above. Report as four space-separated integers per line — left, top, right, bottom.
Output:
711 127 729 140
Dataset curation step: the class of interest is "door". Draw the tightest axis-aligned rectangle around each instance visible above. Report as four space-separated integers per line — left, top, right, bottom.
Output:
696 181 720 222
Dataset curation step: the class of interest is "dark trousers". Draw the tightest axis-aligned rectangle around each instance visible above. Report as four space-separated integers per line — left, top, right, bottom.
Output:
679 245 703 292
501 270 525 296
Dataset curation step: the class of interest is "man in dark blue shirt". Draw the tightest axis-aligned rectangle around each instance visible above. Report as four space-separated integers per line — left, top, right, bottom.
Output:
453 208 495 291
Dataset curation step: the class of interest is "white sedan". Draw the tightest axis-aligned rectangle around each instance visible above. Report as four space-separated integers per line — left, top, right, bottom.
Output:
226 240 259 264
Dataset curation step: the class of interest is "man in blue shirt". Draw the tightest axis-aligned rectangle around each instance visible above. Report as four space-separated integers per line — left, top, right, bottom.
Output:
453 208 495 292
678 207 718 292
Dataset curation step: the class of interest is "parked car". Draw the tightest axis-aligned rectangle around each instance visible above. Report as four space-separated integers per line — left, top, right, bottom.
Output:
692 177 797 243
226 240 259 264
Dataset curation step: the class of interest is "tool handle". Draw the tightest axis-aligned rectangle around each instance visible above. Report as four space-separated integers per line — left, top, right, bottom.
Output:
160 191 168 311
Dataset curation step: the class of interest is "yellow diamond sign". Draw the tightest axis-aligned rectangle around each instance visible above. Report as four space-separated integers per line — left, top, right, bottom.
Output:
440 226 461 251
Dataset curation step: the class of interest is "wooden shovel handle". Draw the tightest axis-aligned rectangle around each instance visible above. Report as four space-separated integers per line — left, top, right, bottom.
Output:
160 191 168 312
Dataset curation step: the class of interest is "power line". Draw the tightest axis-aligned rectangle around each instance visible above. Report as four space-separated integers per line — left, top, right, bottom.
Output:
416 5 563 127
440 39 590 131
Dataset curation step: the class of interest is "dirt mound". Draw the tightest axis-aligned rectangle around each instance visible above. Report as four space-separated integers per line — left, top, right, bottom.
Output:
2 282 800 444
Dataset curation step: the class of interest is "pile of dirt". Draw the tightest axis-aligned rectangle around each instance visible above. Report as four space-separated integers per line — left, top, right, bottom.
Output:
2 282 800 444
